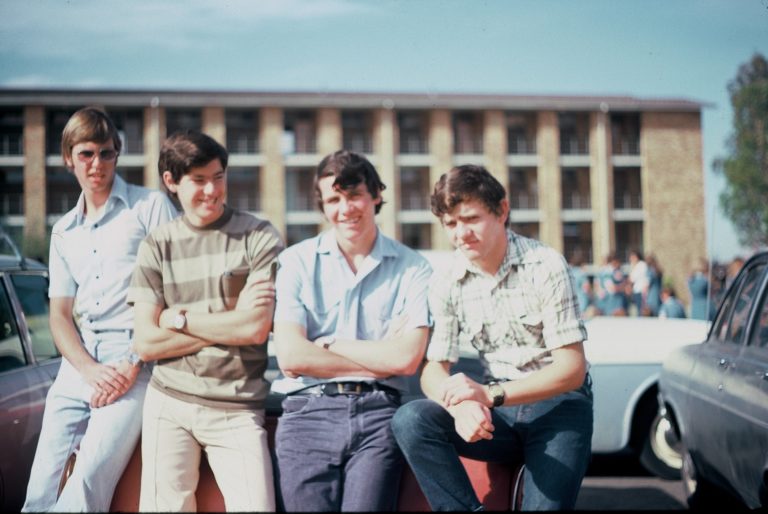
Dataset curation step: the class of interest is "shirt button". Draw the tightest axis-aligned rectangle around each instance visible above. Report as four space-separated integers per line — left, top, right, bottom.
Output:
94 223 99 228
92 249 97 254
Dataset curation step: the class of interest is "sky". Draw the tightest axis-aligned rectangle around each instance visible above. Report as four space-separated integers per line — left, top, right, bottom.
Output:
1 0 766 262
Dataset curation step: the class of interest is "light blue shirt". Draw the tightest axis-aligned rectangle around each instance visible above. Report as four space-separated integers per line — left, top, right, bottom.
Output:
272 229 432 394
48 174 177 334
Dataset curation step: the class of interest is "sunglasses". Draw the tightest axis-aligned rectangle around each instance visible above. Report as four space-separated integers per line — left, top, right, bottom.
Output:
76 148 119 163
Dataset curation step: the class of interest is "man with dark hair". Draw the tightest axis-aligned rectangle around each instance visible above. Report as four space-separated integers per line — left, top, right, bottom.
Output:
23 107 177 512
272 149 432 511
128 131 283 511
392 164 593 511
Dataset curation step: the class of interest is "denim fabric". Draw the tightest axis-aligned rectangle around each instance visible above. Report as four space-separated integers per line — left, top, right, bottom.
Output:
275 391 403 512
392 376 593 511
23 332 150 512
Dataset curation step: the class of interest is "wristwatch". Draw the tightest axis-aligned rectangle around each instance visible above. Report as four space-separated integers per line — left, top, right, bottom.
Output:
173 309 188 331
315 335 336 350
127 351 143 368
487 380 506 408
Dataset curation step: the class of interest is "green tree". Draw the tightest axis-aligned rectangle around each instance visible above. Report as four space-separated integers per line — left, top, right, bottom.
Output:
714 52 768 248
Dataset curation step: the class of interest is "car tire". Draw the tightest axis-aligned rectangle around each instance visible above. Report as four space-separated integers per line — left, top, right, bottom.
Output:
639 412 682 480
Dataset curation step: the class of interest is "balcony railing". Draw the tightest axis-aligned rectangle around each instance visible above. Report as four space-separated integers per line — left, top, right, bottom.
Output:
47 192 80 215
0 134 23 155
612 138 640 155
400 194 430 211
614 193 643 209
227 134 259 154
508 136 536 155
0 193 23 215
510 193 538 210
562 193 591 210
455 137 483 154
343 134 373 154
560 137 589 155
400 136 428 154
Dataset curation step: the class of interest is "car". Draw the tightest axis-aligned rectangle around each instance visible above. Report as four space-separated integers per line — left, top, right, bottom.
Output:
658 250 768 509
584 315 708 478
0 230 60 512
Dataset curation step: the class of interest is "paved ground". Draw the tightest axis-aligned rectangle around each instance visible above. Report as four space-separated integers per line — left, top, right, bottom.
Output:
575 454 687 511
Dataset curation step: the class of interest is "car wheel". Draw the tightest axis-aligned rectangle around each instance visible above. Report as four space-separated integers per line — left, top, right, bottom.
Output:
639 412 682 480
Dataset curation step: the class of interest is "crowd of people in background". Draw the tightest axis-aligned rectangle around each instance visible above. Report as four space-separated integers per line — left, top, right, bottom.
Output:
569 250 746 321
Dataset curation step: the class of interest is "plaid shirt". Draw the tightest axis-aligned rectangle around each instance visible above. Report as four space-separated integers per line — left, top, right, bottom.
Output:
426 230 587 381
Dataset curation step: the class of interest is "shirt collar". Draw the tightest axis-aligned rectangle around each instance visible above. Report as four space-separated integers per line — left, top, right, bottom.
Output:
68 174 129 228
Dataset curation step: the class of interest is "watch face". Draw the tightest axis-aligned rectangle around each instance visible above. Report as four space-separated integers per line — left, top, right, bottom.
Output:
174 313 186 330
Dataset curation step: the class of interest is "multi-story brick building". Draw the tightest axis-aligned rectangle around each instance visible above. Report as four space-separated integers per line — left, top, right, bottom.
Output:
0 89 707 304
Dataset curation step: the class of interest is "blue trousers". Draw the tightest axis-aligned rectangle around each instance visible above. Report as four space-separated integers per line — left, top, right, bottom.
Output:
392 376 594 511
274 390 403 512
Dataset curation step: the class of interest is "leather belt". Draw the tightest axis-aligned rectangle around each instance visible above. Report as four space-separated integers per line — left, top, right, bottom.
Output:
296 381 400 397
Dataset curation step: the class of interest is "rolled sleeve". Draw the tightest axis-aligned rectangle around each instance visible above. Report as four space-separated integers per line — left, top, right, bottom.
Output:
48 231 77 298
425 270 460 363
536 250 587 350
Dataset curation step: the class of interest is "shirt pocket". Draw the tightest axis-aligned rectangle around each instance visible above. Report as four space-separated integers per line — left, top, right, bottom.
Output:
301 287 341 336
496 288 544 345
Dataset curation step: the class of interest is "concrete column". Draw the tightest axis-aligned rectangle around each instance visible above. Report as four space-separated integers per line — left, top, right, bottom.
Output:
429 109 453 250
22 106 47 258
143 103 163 190
373 108 397 239
260 107 286 237
641 111 706 305
202 107 226 145
536 111 562 252
317 108 341 156
590 111 613 265
483 110 508 192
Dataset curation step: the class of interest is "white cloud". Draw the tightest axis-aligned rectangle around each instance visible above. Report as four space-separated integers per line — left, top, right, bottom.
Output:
0 0 377 57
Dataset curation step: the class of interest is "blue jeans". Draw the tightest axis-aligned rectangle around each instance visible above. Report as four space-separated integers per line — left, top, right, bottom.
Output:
22 331 150 513
274 390 403 512
392 376 593 511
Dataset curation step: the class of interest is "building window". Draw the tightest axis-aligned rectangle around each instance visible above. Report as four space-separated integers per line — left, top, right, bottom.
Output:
614 168 642 209
453 111 483 154
397 111 428 154
342 111 373 154
559 113 589 155
166 109 202 136
285 167 316 212
611 113 640 155
226 109 259 154
227 167 260 212
562 168 591 209
46 108 78 155
400 223 431 250
399 167 431 211
508 168 538 210
506 112 537 155
286 224 319 247
0 109 24 155
615 221 643 263
509 222 539 240
109 109 144 154
0 167 23 216
563 222 593 264
46 167 80 215
283 110 316 154
116 167 144 187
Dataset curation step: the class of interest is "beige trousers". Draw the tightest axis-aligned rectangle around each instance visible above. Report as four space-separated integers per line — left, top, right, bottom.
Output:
139 386 275 512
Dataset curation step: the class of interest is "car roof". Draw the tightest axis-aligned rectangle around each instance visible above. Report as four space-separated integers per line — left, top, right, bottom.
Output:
0 255 47 272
